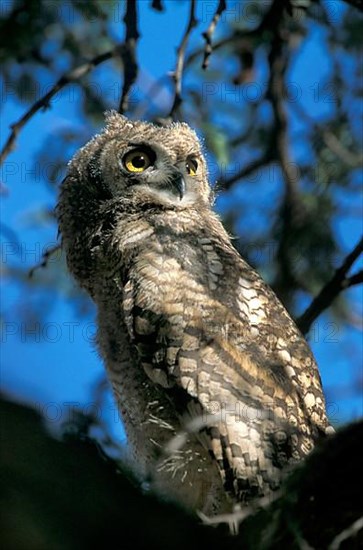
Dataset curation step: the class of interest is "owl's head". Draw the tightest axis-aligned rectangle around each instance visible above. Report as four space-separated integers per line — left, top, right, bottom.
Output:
68 111 213 209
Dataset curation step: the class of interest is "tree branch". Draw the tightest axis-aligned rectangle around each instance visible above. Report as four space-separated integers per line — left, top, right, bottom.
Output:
266 9 307 306
186 0 291 68
119 0 140 114
346 269 363 288
202 0 227 70
297 237 363 335
168 0 197 119
3 396 363 549
0 49 118 167
220 150 275 190
341 0 363 12
28 243 61 278
151 0 164 11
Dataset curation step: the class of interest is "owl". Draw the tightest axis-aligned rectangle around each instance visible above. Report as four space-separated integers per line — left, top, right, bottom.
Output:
57 111 332 516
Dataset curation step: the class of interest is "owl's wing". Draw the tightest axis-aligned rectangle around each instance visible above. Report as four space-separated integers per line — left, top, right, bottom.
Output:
123 235 330 500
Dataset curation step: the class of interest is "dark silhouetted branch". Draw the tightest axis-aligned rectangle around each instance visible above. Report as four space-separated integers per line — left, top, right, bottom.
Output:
0 222 19 245
297 237 363 334
169 0 197 119
119 0 140 114
346 269 363 288
267 16 307 305
151 0 164 11
0 49 118 167
202 0 227 69
28 243 61 278
186 0 291 68
3 396 363 549
341 0 363 12
220 150 275 190
1 397 228 550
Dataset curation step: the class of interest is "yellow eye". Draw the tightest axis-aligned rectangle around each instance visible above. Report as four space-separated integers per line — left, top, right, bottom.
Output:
123 149 154 173
186 158 198 176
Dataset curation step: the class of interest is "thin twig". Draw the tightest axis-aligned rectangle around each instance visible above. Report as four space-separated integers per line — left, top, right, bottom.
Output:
297 237 363 335
268 32 298 207
168 0 197 119
28 243 61 278
346 269 363 288
267 20 306 306
186 0 288 69
220 149 276 190
329 516 363 550
119 0 140 114
0 49 118 167
341 0 363 12
151 0 164 11
199 491 281 535
202 0 227 70
0 222 20 245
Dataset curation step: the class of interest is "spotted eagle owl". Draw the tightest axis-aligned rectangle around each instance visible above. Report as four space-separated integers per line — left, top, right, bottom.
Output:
57 111 332 515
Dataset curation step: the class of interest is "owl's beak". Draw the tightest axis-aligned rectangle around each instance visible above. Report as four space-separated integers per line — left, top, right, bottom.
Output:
172 173 186 200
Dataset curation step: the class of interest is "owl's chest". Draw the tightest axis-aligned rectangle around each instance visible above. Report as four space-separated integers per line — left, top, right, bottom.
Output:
130 246 207 319
112 214 236 330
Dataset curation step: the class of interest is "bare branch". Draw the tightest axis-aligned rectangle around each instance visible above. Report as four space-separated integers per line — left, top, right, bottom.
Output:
268 33 298 205
220 150 275 190
151 0 164 11
202 0 227 70
341 0 363 12
28 243 61 278
0 222 19 245
329 517 363 550
297 237 363 335
346 269 363 288
0 49 117 167
267 17 307 305
186 0 291 68
168 0 198 119
4 396 362 549
186 33 234 67
119 0 140 114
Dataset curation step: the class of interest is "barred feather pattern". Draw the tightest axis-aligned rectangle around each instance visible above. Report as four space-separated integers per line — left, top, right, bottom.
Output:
57 112 332 515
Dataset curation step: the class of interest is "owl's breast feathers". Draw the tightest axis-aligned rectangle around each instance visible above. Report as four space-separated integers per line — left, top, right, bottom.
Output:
57 113 332 508
105 206 330 501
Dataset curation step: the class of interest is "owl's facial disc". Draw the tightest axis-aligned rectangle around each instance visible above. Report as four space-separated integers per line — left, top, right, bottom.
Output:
119 143 199 205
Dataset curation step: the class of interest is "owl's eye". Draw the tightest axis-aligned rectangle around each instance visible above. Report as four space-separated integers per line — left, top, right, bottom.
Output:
123 149 154 173
186 158 198 176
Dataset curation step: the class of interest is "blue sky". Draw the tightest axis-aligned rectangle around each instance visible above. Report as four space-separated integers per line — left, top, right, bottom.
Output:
1 1 362 438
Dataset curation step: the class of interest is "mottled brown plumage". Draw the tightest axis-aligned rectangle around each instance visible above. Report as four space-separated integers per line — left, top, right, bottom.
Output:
57 111 332 515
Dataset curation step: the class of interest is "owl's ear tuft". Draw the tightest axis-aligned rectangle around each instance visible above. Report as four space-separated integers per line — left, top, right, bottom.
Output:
104 110 133 132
